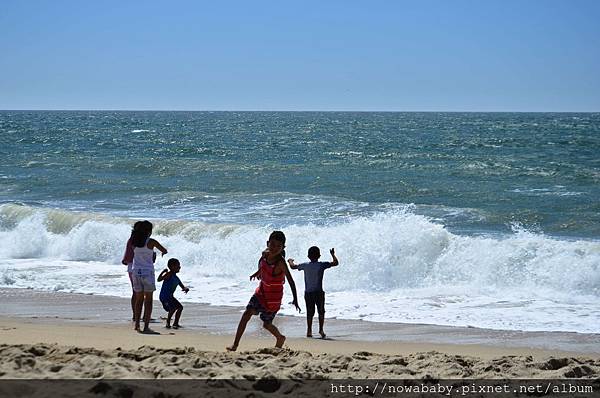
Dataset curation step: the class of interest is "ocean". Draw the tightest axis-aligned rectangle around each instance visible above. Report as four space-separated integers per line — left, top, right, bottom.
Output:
1 111 599 333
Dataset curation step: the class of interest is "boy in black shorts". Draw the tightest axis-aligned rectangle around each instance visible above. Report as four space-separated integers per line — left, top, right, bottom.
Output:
288 247 339 338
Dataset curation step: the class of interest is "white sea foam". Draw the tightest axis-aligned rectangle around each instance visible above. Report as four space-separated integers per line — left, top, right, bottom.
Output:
0 203 599 333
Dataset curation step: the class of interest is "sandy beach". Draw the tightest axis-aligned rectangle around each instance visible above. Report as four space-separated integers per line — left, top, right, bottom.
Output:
1 288 599 382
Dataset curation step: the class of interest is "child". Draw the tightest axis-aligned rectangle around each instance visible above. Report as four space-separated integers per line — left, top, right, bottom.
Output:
131 220 167 333
288 247 339 338
226 231 301 351
157 258 190 329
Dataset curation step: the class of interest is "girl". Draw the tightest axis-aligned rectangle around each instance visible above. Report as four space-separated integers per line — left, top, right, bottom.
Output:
131 220 167 333
227 231 301 351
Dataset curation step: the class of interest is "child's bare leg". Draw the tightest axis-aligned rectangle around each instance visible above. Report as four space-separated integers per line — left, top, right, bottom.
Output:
133 292 144 330
306 298 315 337
306 314 313 337
142 293 153 331
318 313 326 338
226 309 254 351
166 309 175 328
173 306 183 328
263 322 286 348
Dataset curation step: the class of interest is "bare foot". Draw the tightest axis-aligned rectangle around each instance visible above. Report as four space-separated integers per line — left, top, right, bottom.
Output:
306 333 313 338
275 335 286 348
226 345 237 352
319 330 326 339
165 324 171 329
134 324 140 331
173 324 182 329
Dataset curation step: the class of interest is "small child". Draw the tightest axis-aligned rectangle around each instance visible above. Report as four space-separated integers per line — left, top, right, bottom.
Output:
226 231 301 351
288 247 339 338
157 258 190 329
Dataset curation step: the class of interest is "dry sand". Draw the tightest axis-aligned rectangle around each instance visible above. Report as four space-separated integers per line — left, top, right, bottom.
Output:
2 338 600 380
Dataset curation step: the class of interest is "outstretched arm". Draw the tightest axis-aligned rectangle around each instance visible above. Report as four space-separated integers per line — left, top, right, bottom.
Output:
284 262 301 312
178 280 190 293
330 248 339 267
250 254 264 280
249 269 260 280
287 258 298 270
150 239 168 256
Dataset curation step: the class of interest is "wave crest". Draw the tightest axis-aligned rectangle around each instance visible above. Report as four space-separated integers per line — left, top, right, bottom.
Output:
1 203 598 296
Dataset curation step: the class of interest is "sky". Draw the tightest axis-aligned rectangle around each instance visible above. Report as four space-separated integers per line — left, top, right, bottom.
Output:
1 0 599 111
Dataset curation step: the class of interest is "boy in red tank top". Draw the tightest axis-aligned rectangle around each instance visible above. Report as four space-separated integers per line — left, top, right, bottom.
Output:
226 231 301 351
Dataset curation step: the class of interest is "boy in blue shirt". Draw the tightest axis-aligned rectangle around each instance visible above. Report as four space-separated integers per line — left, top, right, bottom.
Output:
288 247 339 338
157 258 190 329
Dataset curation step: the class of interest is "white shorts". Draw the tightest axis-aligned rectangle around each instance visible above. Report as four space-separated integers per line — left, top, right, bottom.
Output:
132 269 156 293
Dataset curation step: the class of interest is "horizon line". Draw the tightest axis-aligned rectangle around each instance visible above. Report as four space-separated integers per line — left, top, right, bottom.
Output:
1 108 599 113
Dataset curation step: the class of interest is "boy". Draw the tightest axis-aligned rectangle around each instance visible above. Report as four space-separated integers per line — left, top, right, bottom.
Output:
288 246 339 338
157 258 190 329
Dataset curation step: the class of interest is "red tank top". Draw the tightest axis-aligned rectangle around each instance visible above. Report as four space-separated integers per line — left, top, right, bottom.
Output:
254 256 285 312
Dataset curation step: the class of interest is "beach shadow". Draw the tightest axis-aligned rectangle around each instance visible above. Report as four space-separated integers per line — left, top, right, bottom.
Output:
306 335 336 341
139 329 161 335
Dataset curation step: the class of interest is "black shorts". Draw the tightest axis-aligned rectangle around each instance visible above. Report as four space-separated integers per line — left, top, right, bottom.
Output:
246 294 277 324
304 290 325 316
161 297 182 313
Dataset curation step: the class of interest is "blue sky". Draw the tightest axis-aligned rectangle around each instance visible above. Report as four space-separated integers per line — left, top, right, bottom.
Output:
1 0 599 111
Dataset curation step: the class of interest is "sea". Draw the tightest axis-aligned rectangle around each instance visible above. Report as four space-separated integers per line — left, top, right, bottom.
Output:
1 111 599 333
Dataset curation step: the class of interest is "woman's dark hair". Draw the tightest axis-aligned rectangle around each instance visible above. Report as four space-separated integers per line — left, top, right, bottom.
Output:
130 221 143 238
132 220 153 248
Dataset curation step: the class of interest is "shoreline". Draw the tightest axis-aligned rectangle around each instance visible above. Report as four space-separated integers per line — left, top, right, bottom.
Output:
1 287 599 357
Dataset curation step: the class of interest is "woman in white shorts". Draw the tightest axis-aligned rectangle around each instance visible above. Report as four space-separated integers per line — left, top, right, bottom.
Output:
131 220 167 333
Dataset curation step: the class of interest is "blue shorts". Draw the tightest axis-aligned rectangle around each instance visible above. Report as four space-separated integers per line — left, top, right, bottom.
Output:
246 295 277 324
161 296 182 313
